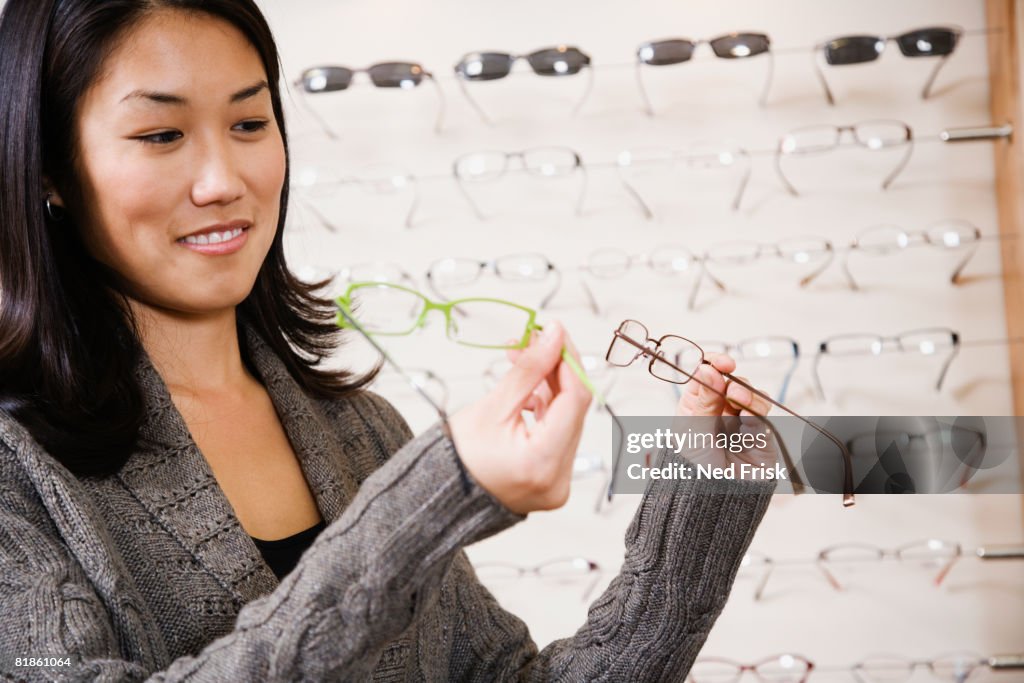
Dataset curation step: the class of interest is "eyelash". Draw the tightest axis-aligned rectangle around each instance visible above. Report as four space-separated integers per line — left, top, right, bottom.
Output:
136 119 270 146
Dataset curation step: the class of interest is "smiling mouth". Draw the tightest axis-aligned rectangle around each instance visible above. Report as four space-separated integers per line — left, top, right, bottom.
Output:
177 226 247 245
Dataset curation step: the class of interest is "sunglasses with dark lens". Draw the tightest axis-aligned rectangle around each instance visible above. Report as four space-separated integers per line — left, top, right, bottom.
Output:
453 46 594 123
815 26 962 103
639 32 771 64
294 62 444 134
455 46 592 80
636 33 773 111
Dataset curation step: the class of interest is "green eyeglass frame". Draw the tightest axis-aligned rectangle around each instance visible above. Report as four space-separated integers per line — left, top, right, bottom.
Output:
334 281 601 400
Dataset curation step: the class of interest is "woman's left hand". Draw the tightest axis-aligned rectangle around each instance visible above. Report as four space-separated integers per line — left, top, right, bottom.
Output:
673 352 780 476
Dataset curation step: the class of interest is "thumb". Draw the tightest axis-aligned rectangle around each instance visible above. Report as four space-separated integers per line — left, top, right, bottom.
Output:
494 322 565 416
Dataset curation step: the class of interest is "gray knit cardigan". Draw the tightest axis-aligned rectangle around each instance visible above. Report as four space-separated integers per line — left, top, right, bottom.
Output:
0 326 773 682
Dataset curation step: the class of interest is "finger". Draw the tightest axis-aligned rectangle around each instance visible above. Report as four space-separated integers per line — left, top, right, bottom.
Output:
689 362 728 417
522 391 550 421
531 384 589 473
494 322 565 418
723 377 754 417
505 338 525 364
706 351 737 375
533 376 555 410
739 383 771 418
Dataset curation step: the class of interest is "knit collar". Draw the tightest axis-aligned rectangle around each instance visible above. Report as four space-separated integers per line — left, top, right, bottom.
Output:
118 324 360 601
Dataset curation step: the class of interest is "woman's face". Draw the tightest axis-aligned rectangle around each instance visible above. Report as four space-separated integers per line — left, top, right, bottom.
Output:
68 10 285 316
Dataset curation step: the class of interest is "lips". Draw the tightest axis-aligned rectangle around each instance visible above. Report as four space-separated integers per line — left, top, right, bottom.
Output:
176 220 252 255
176 220 251 245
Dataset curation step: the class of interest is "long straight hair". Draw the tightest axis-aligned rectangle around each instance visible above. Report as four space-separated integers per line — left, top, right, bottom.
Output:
0 0 373 477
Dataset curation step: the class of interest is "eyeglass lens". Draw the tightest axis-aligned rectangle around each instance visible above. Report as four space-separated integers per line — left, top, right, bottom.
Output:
526 46 591 76
366 62 426 88
825 27 958 65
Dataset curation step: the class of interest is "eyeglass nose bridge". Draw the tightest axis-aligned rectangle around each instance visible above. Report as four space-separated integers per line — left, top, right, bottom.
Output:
416 297 453 331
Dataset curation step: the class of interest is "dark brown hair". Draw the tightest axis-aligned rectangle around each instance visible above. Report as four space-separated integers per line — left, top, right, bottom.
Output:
0 0 372 476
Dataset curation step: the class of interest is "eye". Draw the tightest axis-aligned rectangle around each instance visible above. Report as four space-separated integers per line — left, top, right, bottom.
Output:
234 119 270 133
137 130 183 145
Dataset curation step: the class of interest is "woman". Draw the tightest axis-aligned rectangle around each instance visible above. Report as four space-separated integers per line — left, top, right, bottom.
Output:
0 0 775 680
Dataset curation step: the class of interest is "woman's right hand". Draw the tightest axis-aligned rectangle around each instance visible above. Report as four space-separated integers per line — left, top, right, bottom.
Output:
447 322 592 515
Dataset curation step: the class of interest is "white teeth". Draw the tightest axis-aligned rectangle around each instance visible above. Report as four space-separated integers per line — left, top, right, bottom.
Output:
181 227 245 246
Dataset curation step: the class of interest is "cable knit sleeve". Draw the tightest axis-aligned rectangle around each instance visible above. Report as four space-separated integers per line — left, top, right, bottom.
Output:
0 417 524 682
444 452 775 682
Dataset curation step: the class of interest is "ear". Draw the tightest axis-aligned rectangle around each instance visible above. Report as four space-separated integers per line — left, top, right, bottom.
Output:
43 176 65 208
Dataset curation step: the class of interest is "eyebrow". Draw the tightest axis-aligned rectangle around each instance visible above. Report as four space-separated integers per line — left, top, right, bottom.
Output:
120 80 270 106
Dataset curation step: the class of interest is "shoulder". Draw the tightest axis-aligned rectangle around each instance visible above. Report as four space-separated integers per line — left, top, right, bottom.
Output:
315 389 415 467
0 409 59 519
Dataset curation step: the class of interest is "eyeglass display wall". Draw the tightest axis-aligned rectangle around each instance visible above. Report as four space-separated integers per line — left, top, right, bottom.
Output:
262 0 1024 676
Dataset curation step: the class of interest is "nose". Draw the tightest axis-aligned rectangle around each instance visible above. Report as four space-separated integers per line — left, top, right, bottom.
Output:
190 136 246 206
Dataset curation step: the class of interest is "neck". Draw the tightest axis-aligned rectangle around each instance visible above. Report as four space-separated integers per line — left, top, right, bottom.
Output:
129 302 252 398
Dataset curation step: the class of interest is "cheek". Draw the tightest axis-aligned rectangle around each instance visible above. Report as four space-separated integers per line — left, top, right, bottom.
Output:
75 150 180 272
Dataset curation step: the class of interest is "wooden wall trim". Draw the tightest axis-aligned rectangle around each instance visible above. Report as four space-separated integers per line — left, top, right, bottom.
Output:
985 0 1024 510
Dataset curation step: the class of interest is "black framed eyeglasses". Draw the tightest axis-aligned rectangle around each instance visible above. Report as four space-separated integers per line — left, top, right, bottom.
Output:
606 319 855 507
636 32 773 113
294 62 445 135
814 26 962 104
453 46 594 123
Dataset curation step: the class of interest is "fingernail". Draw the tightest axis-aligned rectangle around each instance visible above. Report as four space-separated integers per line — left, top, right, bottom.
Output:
544 322 562 346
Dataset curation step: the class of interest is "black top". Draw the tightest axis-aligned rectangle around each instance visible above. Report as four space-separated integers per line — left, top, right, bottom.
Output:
251 520 327 580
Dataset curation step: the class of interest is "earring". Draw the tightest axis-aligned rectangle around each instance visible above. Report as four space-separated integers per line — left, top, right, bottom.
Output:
45 193 65 221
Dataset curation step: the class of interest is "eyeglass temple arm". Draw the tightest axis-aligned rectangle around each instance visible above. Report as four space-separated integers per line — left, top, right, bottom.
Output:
732 153 753 211
935 341 960 391
574 164 590 218
295 87 341 140
635 60 657 116
687 259 727 311
540 266 563 310
798 246 835 288
840 249 862 291
454 73 494 125
812 46 837 105
811 349 828 401
425 73 446 134
816 554 845 590
577 273 602 315
759 50 775 107
571 65 595 118
881 135 914 190
949 241 980 284
336 306 471 494
298 196 339 233
617 171 655 220
777 351 800 404
454 174 489 221
424 271 450 304
921 53 953 100
774 147 800 197
403 178 421 229
933 554 959 586
753 560 775 601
